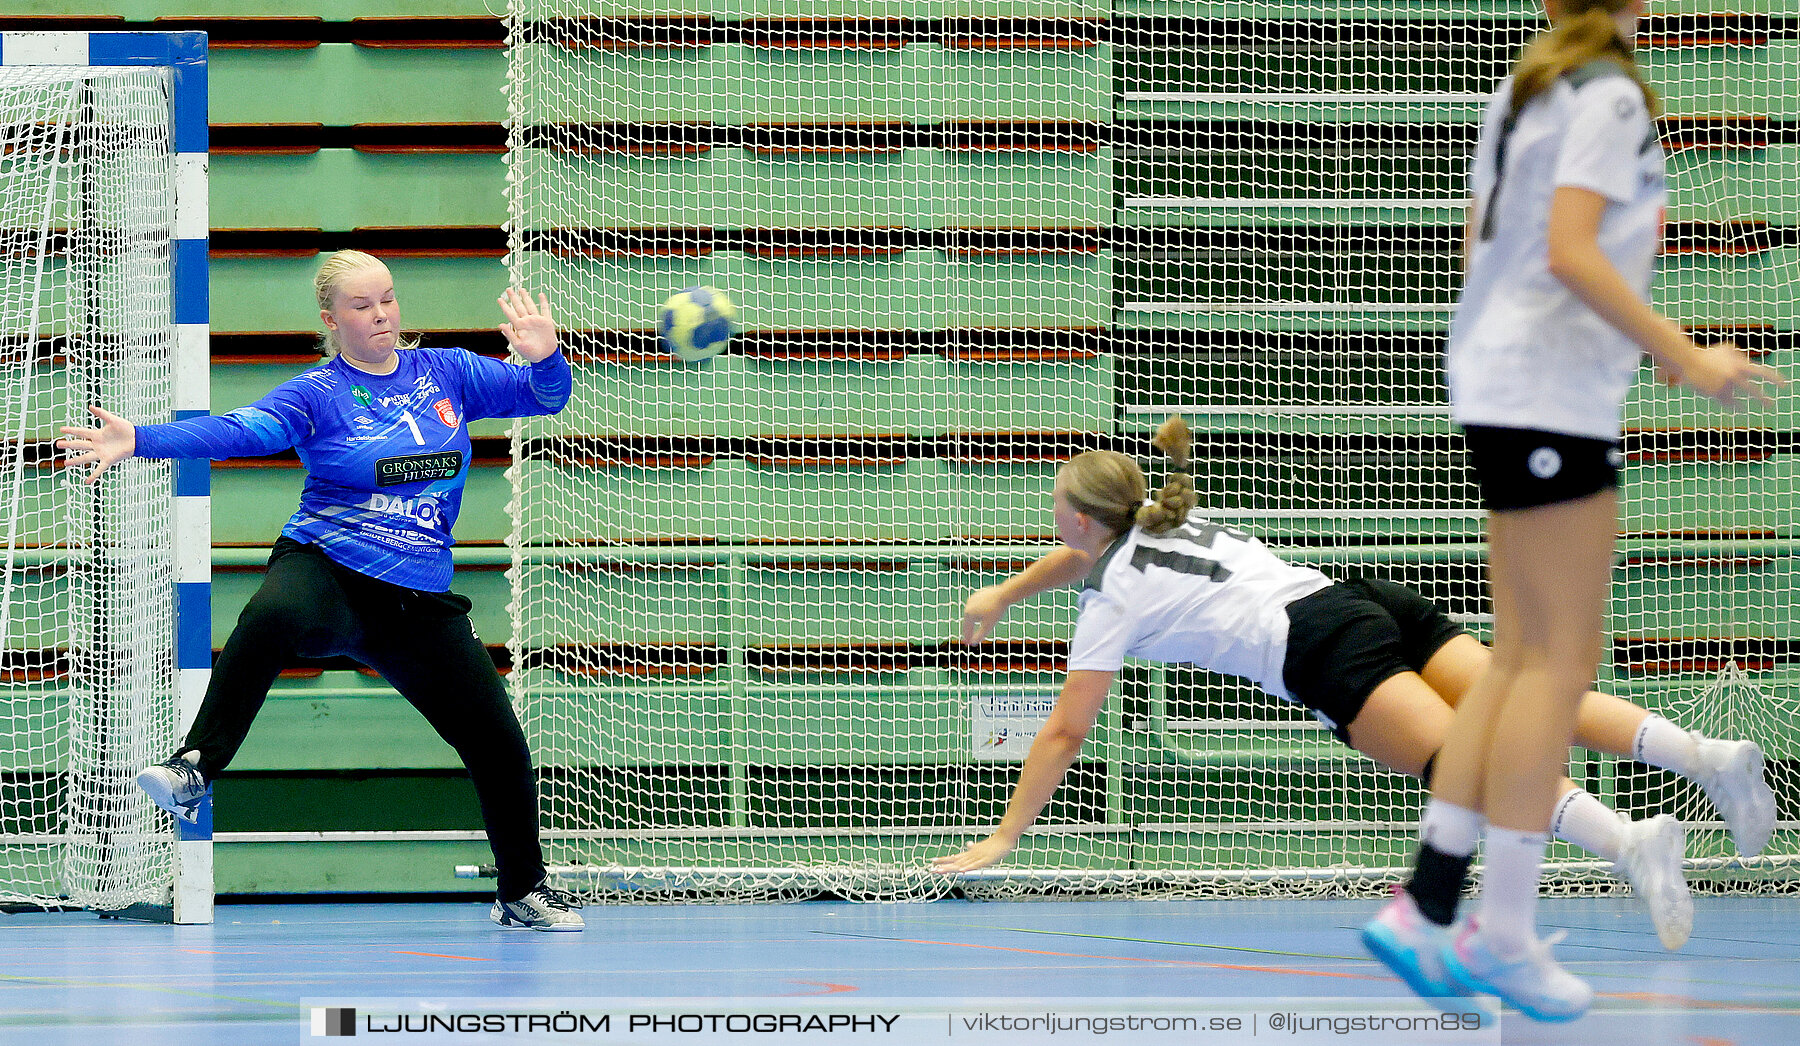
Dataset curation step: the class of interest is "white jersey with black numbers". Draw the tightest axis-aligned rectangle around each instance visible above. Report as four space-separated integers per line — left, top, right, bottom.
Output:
1448 61 1667 440
1065 511 1333 702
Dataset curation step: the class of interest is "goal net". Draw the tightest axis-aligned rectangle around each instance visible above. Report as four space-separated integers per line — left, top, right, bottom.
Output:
504 3 1797 901
0 61 180 911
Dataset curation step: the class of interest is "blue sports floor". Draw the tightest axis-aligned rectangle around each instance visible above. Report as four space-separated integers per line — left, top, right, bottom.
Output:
1 896 1795 1045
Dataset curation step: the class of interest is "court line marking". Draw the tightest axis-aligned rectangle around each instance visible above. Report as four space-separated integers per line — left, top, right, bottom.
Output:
975 924 1363 962
810 930 1387 982
813 928 1800 1009
392 951 493 962
780 981 860 996
0 972 304 1010
810 932 1800 1015
918 918 1800 980
1604 991 1800 1015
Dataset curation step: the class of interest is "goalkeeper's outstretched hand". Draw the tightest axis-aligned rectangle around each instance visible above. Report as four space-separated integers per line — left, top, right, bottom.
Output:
57 405 136 484
498 287 558 363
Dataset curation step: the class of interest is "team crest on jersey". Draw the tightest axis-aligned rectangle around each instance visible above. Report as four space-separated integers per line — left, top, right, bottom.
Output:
351 385 372 408
433 398 458 428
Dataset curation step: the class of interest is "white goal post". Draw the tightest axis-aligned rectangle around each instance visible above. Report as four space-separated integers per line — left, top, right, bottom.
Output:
0 31 210 923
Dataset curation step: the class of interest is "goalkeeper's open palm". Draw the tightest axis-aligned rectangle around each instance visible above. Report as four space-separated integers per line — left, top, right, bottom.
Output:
56 406 135 485
498 287 558 362
930 834 1015 874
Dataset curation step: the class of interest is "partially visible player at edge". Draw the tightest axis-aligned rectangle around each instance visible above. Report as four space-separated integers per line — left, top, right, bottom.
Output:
929 417 1774 957
56 249 586 931
1360 0 1782 1021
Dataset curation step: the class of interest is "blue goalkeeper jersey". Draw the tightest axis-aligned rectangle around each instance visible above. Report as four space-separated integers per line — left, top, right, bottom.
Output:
134 347 572 592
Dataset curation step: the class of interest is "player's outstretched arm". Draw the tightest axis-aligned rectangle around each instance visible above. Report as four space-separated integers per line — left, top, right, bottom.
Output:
961 545 1093 645
931 670 1113 874
56 406 136 485
1548 186 1783 410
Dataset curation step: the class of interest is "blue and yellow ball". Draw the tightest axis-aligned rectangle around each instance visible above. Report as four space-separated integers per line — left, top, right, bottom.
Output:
658 286 737 362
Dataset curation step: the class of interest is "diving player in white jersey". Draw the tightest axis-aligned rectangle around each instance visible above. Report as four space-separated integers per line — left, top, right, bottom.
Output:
58 250 586 931
1362 0 1781 1021
929 418 1774 957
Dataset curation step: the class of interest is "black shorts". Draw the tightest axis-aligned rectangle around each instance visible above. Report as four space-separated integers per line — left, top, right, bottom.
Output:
1461 424 1624 512
1280 578 1466 743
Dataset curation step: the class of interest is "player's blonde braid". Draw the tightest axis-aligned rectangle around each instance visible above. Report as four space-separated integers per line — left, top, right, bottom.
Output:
1135 416 1196 536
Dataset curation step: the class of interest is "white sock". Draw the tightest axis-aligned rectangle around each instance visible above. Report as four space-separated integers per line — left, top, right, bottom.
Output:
1633 715 1699 776
180 750 201 767
1548 787 1623 861
1420 799 1483 857
1476 827 1549 954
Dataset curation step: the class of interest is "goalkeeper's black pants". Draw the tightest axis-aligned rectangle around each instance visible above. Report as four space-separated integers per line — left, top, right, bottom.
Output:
178 537 546 903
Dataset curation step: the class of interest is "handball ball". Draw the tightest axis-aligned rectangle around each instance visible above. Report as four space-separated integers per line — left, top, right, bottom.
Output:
659 285 736 362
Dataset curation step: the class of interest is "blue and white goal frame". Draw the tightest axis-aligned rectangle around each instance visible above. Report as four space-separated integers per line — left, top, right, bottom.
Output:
0 31 211 924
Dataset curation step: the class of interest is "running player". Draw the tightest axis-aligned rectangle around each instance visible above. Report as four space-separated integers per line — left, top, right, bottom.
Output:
1362 0 1780 1020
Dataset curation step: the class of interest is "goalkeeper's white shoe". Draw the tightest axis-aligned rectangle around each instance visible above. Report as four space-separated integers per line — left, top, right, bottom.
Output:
1692 734 1776 857
491 881 585 932
1613 813 1692 950
136 756 207 824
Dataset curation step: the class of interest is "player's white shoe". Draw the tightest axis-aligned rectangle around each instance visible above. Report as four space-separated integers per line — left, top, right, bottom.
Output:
135 756 207 824
1691 734 1776 857
1613 813 1692 950
491 881 585 931
1443 919 1592 1023
1361 886 1469 1001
